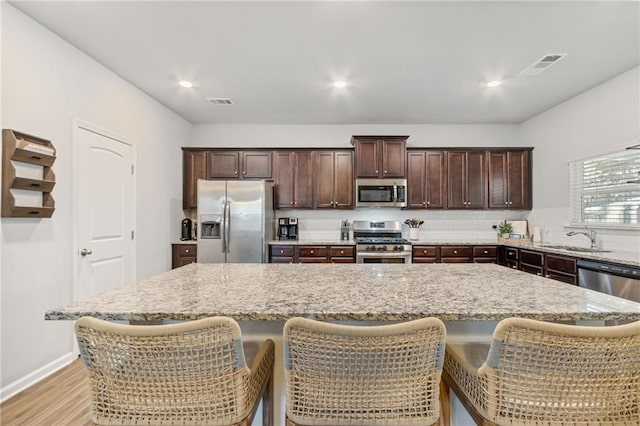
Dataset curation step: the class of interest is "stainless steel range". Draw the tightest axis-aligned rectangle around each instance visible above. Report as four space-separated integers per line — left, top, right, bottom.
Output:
353 220 412 264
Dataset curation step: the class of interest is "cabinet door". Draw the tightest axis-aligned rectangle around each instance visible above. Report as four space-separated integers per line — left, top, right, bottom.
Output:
466 151 486 208
183 151 207 209
488 151 509 208
314 152 335 208
333 151 354 208
425 151 446 208
207 151 240 178
293 152 313 208
488 151 530 209
447 151 466 208
507 151 530 209
381 140 406 177
407 152 426 208
355 140 380 177
274 152 294 208
242 151 272 178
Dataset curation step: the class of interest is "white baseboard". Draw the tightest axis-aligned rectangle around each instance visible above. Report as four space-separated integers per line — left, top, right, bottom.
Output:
0 352 77 403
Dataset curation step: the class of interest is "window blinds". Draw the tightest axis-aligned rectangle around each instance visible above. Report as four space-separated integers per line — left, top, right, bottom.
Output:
569 149 640 226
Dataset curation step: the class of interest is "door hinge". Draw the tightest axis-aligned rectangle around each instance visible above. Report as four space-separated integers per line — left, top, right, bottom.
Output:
131 230 135 240
131 164 134 174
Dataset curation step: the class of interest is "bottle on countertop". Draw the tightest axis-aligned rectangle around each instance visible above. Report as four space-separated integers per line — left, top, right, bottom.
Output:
341 220 350 241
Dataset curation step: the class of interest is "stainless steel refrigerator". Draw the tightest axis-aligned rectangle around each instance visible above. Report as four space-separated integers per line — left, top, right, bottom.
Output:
197 180 274 263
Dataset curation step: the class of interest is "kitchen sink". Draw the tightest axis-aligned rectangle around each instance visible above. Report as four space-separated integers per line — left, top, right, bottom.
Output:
540 244 611 253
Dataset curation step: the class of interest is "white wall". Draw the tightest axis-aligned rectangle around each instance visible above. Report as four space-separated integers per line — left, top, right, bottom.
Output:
521 67 640 252
0 4 191 399
191 123 521 149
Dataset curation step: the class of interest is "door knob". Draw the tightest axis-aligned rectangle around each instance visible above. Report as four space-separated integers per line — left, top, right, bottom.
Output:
80 248 93 256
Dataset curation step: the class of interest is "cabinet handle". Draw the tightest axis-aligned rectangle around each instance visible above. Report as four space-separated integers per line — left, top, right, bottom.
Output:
483 250 488 254
185 249 190 253
384 170 387 174
340 250 344 254
426 201 430 205
243 170 246 175
31 155 42 160
234 170 238 175
280 250 284 254
509 201 513 205
375 170 378 174
512 265 517 269
423 250 428 254
505 201 509 205
453 250 458 254
310 250 314 254
290 201 294 205
422 201 426 206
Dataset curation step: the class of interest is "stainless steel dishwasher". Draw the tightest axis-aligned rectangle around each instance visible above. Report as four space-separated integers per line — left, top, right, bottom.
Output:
577 259 640 325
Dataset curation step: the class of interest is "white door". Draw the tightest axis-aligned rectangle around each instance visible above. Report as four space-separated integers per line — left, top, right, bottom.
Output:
75 121 135 300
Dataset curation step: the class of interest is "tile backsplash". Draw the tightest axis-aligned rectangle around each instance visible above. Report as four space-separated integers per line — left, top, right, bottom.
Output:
275 208 639 253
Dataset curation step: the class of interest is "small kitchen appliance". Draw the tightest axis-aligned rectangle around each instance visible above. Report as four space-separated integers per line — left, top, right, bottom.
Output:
341 220 350 241
181 218 193 241
278 217 298 240
355 178 407 208
353 220 412 263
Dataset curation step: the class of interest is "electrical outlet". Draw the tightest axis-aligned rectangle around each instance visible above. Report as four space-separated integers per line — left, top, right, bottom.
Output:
491 225 497 229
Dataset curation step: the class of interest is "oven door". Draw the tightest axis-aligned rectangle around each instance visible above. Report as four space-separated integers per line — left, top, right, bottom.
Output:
356 251 412 264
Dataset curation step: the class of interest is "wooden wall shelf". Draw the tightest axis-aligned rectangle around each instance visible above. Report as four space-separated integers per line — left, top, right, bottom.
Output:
2 129 56 218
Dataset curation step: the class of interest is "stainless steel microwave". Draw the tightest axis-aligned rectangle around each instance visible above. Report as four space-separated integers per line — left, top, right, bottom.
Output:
355 178 407 208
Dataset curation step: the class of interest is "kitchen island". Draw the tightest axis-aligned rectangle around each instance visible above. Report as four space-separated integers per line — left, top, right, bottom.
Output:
46 263 640 425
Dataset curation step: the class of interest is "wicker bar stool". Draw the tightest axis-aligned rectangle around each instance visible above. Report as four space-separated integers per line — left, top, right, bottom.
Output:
283 317 447 426
442 318 640 425
74 316 274 426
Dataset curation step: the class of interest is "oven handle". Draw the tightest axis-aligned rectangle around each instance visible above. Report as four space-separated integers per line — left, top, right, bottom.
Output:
356 252 412 259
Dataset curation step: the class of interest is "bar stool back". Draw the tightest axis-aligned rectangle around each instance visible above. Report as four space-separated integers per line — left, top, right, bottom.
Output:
75 316 274 426
443 318 640 425
284 317 446 426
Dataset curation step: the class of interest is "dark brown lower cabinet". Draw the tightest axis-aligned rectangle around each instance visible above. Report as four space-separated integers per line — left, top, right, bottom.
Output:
545 254 577 285
507 247 578 285
269 245 355 263
473 246 497 263
172 244 196 269
412 246 439 263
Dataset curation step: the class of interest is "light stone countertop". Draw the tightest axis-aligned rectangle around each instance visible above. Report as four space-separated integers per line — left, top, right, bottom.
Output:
46 263 640 322
269 240 355 245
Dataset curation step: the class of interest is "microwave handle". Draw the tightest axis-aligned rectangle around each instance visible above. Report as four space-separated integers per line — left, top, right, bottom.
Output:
393 185 398 204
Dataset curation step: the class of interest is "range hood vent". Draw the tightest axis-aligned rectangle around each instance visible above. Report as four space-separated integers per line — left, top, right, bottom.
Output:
519 53 568 76
206 98 234 105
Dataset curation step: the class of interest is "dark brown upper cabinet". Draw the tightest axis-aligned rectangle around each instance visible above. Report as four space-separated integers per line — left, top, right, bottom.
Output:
447 151 487 209
407 150 446 209
207 151 272 179
314 151 354 209
488 150 531 209
351 136 407 178
183 150 207 210
273 151 313 209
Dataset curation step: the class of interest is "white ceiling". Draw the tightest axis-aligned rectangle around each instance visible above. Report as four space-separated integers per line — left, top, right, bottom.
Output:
9 1 639 125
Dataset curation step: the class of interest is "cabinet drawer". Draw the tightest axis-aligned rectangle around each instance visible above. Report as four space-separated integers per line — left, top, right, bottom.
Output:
329 246 354 257
505 247 519 261
330 258 355 264
270 245 294 257
271 256 294 263
546 271 577 285
298 246 327 257
440 246 472 257
177 245 196 257
473 246 496 258
441 258 471 263
520 249 543 267
546 254 576 274
521 264 543 276
298 257 327 263
413 246 438 257
413 257 438 264
176 257 196 267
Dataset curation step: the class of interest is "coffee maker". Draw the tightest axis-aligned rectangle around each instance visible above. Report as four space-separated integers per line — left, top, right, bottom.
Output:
278 217 298 240
181 218 193 241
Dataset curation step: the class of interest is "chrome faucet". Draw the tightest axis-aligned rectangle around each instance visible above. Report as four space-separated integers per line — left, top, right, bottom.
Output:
566 226 597 249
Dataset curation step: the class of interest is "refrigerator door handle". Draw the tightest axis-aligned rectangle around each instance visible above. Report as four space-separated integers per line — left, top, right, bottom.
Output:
221 201 228 253
224 201 231 253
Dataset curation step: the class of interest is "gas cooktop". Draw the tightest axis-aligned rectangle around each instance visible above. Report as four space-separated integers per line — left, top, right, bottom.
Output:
354 237 410 244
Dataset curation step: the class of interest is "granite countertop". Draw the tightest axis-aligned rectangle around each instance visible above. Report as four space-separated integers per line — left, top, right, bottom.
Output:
46 263 640 322
502 242 640 267
269 239 355 245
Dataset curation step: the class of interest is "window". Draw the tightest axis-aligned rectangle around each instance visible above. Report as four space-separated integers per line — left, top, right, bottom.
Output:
570 148 640 227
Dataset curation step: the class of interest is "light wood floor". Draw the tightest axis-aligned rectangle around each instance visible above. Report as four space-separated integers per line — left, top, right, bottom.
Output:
1 357 95 426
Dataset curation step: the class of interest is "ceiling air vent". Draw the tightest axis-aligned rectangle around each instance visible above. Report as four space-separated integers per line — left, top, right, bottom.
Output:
206 98 234 105
519 53 568 76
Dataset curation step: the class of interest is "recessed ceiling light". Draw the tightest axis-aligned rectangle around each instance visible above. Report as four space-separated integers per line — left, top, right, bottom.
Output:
179 80 193 88
486 80 501 88
333 81 347 88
